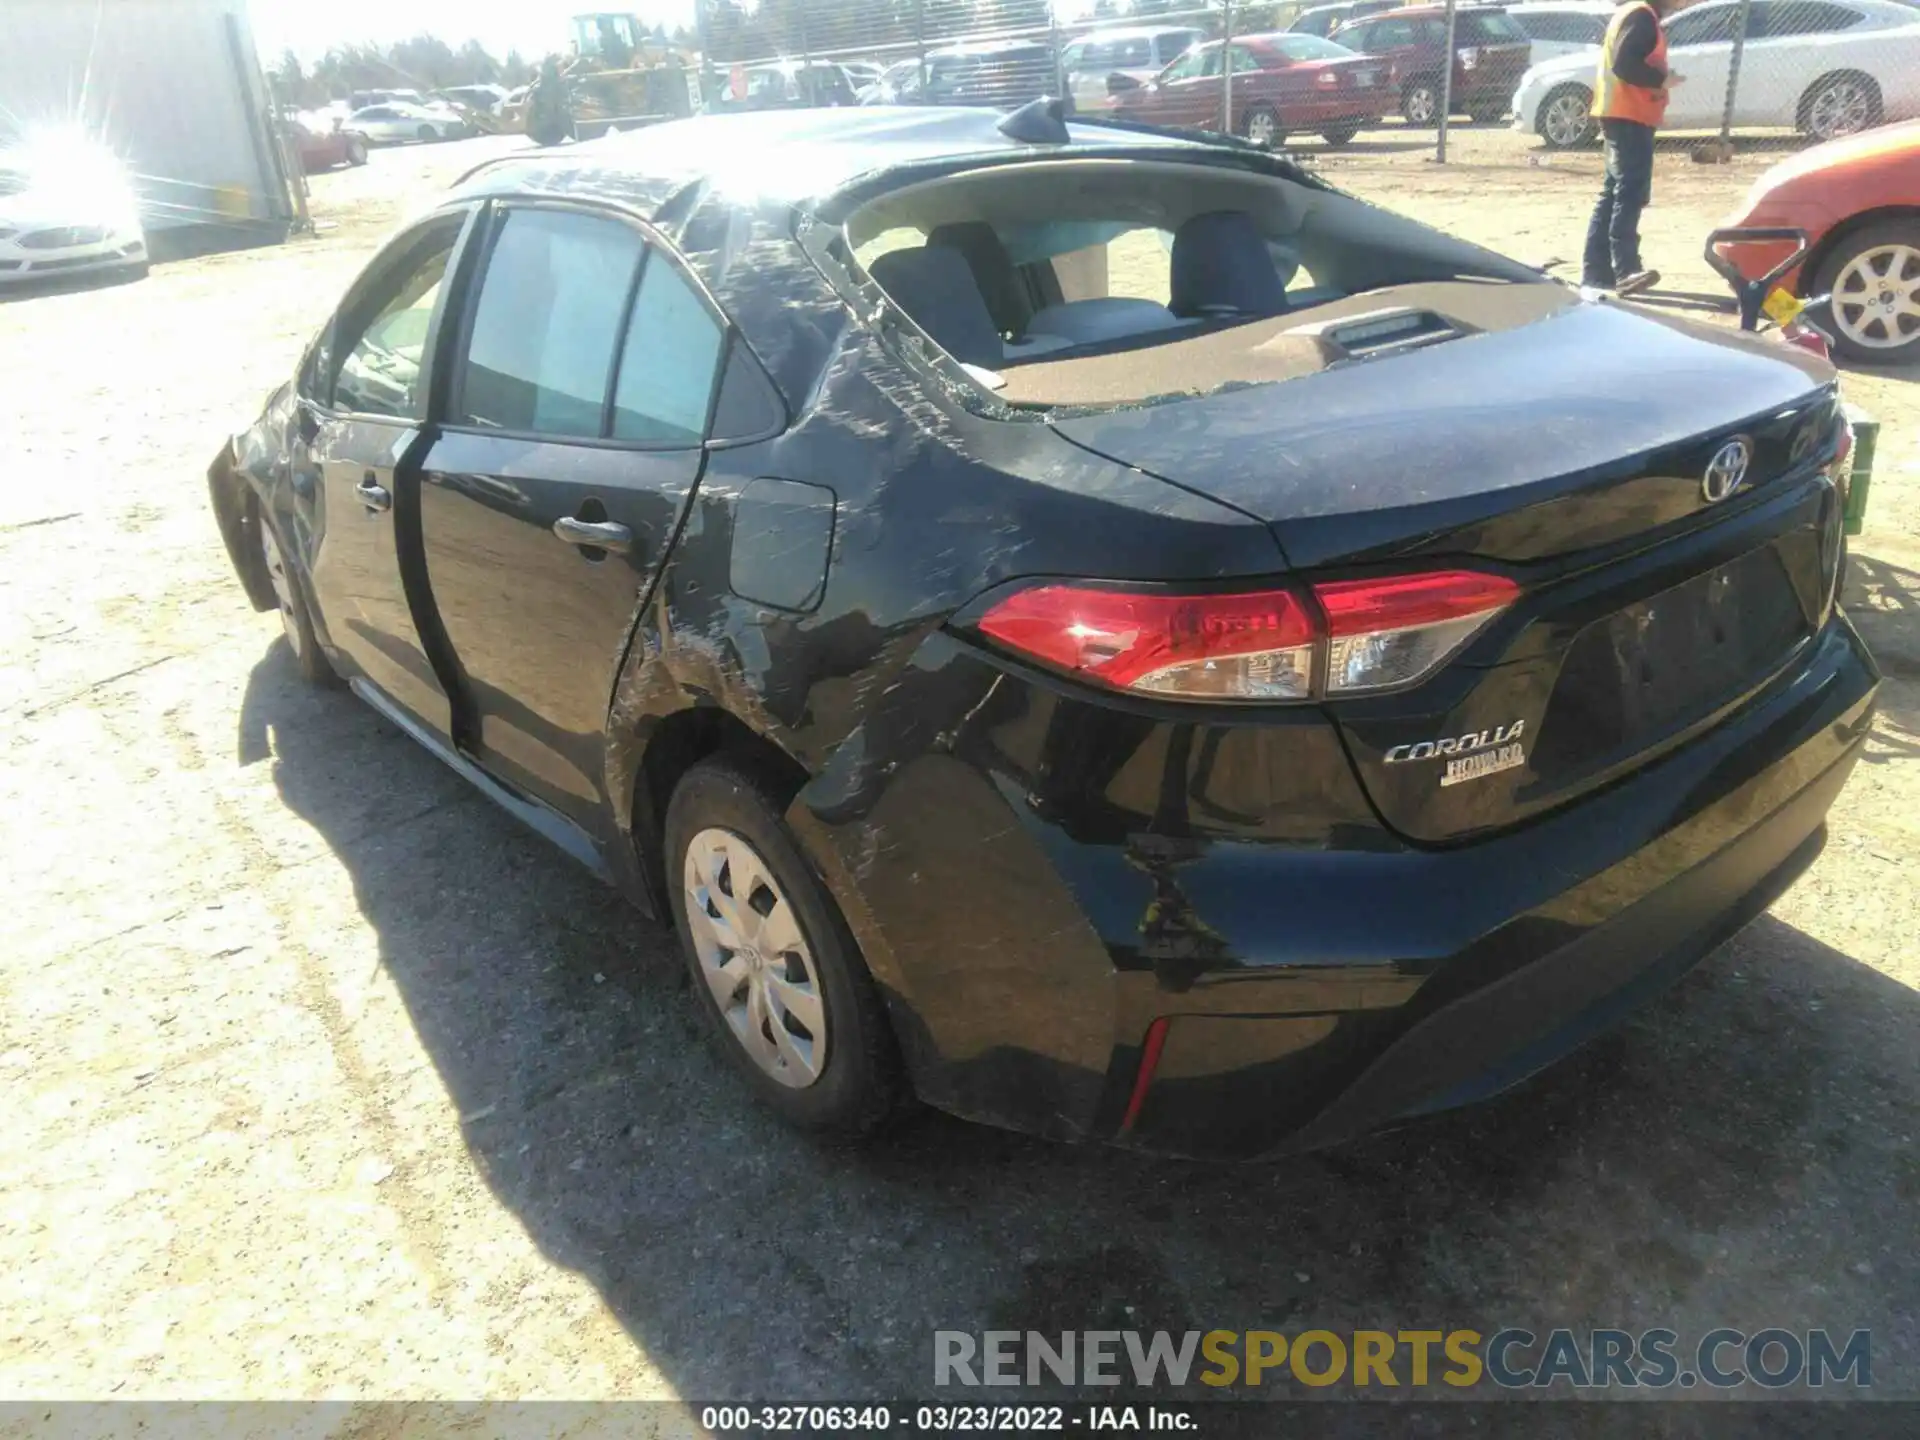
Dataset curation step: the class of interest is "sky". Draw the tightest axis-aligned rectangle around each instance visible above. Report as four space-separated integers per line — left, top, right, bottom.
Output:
248 0 1109 63
248 0 697 62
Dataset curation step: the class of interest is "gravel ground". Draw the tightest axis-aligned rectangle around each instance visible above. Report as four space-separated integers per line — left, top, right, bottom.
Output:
1 128 1916 1414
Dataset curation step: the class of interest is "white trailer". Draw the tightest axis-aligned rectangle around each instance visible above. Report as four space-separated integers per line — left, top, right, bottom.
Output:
0 0 299 258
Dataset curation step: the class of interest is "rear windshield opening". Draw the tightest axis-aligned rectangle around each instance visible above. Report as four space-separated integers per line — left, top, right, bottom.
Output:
843 156 1555 411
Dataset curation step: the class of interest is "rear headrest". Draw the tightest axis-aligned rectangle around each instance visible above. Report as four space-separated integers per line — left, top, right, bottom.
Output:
868 246 1003 369
928 221 1031 338
1169 210 1290 319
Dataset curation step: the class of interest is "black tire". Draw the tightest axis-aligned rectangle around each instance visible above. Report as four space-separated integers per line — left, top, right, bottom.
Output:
259 510 340 687
416 124 437 142
665 757 906 1140
1241 103 1283 148
1467 101 1507 125
1811 218 1920 365
1536 82 1597 149
1320 120 1362 147
1799 71 1882 143
1401 76 1442 127
346 136 369 166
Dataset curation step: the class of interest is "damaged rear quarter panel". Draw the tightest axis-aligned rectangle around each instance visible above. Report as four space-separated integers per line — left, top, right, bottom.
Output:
600 190 1290 1135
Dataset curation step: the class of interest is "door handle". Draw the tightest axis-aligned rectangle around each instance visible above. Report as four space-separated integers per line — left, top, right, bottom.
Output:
552 516 633 554
356 474 392 513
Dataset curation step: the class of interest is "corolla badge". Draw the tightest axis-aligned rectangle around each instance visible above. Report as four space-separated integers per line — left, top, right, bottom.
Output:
1702 437 1754 504
1385 721 1528 787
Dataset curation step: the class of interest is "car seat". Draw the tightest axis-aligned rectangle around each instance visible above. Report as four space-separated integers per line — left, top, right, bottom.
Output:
1169 210 1291 319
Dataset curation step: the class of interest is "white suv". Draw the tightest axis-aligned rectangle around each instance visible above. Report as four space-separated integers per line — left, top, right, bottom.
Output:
1062 26 1204 110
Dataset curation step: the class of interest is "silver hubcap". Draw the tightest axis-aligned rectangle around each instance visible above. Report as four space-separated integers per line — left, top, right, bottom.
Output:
1544 92 1590 145
1246 110 1275 144
1832 243 1920 351
260 522 303 656
1808 80 1870 139
1406 87 1436 123
683 828 828 1088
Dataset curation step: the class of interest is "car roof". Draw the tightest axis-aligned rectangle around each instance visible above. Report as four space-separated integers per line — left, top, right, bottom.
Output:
1355 2 1507 14
925 38 1054 57
1235 28 1344 44
451 105 1230 215
1071 24 1201 40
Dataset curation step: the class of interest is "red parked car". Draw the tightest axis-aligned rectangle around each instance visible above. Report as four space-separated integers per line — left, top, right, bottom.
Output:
293 117 370 173
1107 31 1396 147
1333 3 1532 125
1717 120 1920 364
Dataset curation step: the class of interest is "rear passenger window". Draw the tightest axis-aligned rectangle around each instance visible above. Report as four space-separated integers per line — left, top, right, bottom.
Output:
458 208 644 437
612 254 725 445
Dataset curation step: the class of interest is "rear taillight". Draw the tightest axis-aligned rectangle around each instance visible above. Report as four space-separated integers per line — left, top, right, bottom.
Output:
1317 570 1520 695
1460 46 1482 70
974 585 1318 700
1318 70 1340 88
971 569 1517 703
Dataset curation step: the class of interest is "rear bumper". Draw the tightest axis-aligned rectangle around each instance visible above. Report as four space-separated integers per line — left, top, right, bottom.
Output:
797 614 1877 1158
1140 719 1850 1157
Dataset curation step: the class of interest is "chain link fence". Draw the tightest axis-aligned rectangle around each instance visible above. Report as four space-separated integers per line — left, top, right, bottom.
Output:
671 0 1919 161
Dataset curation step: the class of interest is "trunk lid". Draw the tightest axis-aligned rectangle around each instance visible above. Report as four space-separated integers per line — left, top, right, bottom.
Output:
1050 294 1846 843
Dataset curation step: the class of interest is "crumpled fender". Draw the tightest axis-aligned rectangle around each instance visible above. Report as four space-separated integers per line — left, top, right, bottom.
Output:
208 382 300 614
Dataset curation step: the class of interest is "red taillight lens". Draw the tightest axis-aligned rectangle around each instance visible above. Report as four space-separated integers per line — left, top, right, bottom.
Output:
972 569 1516 702
975 584 1318 700
1315 570 1519 695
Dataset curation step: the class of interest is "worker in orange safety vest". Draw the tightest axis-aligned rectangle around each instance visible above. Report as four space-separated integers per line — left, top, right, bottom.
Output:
1581 0 1683 296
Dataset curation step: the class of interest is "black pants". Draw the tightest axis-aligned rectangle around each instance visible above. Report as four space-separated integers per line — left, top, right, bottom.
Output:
1583 118 1655 285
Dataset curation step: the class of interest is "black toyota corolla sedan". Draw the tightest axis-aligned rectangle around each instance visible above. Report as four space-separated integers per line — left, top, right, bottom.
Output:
209 106 1877 1159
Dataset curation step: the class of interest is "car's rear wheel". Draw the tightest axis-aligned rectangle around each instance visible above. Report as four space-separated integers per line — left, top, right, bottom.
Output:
1800 71 1881 142
346 136 369 166
1467 100 1506 125
665 758 905 1139
416 123 438 142
1241 104 1283 148
1538 83 1596 148
1320 120 1361 147
260 513 339 687
1814 220 1920 364
1401 76 1441 126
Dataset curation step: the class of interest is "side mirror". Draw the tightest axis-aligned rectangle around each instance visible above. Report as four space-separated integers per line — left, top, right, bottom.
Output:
1107 71 1144 95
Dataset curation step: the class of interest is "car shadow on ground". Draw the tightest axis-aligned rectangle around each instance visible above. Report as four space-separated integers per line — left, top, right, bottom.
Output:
0 265 148 304
1846 551 1920 762
236 645 1920 1405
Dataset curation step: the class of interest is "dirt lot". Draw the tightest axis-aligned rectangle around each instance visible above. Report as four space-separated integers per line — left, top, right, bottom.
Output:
2 127 1917 1413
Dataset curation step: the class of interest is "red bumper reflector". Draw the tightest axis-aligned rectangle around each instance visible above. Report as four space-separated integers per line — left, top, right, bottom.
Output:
1120 1018 1171 1134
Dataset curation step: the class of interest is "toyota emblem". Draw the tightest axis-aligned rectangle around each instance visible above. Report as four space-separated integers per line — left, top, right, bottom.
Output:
1702 438 1753 504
